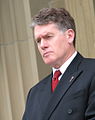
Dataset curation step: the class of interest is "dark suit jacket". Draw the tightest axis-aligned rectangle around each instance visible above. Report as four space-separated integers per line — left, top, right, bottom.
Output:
22 53 95 120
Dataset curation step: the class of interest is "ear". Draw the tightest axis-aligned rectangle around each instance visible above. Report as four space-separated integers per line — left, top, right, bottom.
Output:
66 29 75 44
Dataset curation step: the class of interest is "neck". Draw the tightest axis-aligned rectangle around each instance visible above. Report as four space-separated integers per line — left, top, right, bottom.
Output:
52 49 76 69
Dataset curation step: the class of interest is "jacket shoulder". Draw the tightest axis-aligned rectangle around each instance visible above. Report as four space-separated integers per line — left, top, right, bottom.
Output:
28 73 52 94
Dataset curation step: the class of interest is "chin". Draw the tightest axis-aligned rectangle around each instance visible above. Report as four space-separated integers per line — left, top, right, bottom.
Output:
43 59 55 67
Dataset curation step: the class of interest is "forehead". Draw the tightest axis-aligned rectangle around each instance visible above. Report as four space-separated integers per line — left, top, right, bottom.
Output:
34 23 59 38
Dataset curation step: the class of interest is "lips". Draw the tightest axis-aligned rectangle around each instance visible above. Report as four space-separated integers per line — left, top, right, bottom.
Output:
43 51 53 57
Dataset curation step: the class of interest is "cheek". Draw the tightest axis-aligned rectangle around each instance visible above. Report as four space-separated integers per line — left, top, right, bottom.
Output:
55 41 65 51
37 46 42 55
55 41 67 56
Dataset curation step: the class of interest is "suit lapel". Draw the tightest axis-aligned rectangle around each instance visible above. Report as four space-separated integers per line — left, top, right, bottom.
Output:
42 53 84 120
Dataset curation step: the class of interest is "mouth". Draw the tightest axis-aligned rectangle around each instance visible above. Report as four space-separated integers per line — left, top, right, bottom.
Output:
43 51 53 57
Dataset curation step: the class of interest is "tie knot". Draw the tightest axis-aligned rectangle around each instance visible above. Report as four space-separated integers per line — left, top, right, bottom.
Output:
53 70 61 79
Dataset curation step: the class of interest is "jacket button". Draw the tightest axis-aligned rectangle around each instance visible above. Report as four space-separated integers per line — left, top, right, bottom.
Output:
68 109 73 114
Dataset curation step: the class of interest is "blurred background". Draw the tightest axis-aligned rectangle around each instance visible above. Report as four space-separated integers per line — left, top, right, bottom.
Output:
0 0 95 120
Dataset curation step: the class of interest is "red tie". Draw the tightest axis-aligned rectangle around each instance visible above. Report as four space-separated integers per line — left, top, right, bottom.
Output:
52 70 61 92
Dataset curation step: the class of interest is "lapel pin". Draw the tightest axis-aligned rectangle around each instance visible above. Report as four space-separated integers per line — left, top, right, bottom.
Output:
69 76 74 82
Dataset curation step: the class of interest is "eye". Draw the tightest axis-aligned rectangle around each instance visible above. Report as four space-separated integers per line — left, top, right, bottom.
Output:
36 38 41 44
44 35 53 40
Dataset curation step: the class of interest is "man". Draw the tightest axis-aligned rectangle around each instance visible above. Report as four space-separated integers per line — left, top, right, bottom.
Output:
23 8 95 120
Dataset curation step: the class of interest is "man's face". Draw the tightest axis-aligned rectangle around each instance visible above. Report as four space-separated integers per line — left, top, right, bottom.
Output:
34 23 75 68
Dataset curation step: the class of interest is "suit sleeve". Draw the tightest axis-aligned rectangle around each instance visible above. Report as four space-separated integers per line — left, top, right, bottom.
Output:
22 88 32 120
85 75 95 119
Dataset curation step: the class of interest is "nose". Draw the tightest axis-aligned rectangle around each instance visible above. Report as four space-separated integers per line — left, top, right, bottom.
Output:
40 39 48 49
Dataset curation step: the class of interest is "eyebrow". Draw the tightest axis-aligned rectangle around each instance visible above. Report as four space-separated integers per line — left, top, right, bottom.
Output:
36 32 53 39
